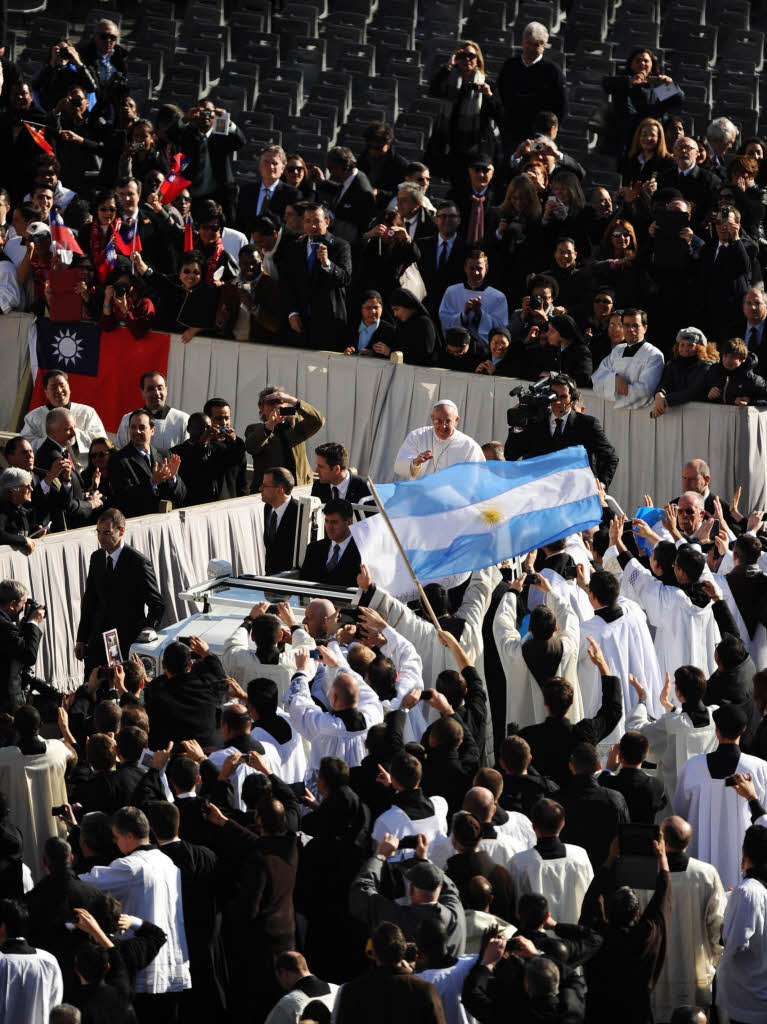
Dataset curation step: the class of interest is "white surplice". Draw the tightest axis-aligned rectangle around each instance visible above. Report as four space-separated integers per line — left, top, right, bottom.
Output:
0 946 63 1024
493 581 584 730
80 847 191 994
591 339 665 409
509 845 594 925
673 750 767 890
578 596 664 742
716 876 767 1024
621 556 720 686
636 856 725 1021
393 425 485 480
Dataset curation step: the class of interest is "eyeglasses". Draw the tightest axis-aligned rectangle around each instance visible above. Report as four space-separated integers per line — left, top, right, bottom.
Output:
198 223 218 231
99 32 117 40
99 206 116 213
456 51 477 59
285 165 303 174
612 230 630 238
180 268 201 275
178 195 191 204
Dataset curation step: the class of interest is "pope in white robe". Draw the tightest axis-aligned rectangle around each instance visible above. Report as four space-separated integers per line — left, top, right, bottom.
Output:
674 748 767 890
393 400 485 480
0 942 63 1024
0 739 70 882
591 338 665 409
509 843 594 925
620 555 720 687
81 847 191 994
493 574 584 730
578 595 664 741
636 854 725 1021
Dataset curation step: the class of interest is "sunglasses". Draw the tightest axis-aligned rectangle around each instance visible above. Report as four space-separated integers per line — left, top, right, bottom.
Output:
198 223 219 231
181 268 201 275
285 165 303 173
612 230 630 238
456 51 477 59
472 166 491 173
99 32 117 40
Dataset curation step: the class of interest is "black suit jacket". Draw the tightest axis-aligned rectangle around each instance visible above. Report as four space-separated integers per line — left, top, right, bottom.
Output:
236 180 300 234
144 653 225 750
311 474 372 506
318 171 377 247
300 536 362 586
404 206 437 242
109 443 187 518
698 239 753 340
343 318 397 355
76 544 164 669
170 436 247 505
418 235 467 314
264 497 299 575
598 767 667 824
657 165 718 227
281 232 352 348
35 437 94 530
558 775 630 868
505 409 619 487
0 613 43 712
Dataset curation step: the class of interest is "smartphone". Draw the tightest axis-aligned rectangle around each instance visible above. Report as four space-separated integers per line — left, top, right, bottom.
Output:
724 775 737 787
398 834 419 848
527 573 540 585
419 689 434 701
309 649 321 660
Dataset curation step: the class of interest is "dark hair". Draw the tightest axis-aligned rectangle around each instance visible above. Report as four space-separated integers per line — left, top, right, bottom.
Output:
570 741 599 775
621 306 648 326
111 806 150 841
518 892 549 929
530 798 565 834
15 201 42 225
116 725 147 762
716 634 747 670
431 715 463 749
608 884 640 926
242 772 272 809
367 656 397 702
318 756 350 791
372 920 406 964
435 668 467 709
89 188 122 218
674 664 707 703
180 248 204 271
87 733 117 772
550 374 580 403
734 533 761 566
500 735 532 773
315 442 348 470
323 498 353 520
363 121 394 145
162 640 192 676
263 466 295 494
327 145 357 170
391 751 422 789
258 797 287 834
0 899 29 936
42 369 69 388
203 396 230 417
221 704 250 736
80 811 113 855
533 110 559 134
251 214 281 236
3 436 29 459
93 700 121 735
619 730 649 765
43 836 72 874
623 46 659 76
166 756 199 792
128 408 155 429
542 677 574 717
529 273 559 300
145 800 180 841
252 613 282 648
589 569 620 607
74 943 110 984
675 544 705 583
529 605 557 641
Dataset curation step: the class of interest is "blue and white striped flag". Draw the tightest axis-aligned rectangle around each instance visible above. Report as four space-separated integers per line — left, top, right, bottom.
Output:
351 446 602 584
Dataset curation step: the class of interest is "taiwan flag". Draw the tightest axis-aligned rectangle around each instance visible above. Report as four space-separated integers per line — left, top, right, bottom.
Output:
49 209 83 254
113 218 142 256
158 152 192 205
23 121 54 156
28 318 170 433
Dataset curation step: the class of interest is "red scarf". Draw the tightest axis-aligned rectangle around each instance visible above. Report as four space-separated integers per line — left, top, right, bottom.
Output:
91 218 119 283
205 235 224 284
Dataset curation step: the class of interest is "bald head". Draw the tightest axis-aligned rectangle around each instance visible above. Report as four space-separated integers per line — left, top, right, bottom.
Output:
463 786 495 823
330 671 359 710
303 598 336 639
662 815 692 852
466 875 493 911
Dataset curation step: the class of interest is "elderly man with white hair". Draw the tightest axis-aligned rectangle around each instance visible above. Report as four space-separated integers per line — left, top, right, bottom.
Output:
706 116 738 179
498 21 567 149
393 400 485 479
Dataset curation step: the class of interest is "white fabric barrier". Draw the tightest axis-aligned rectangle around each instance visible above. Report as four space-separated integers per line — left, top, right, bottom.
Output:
0 496 266 691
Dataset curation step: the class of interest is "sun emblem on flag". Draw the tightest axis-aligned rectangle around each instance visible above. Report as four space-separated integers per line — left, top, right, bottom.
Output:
475 502 507 528
50 329 83 366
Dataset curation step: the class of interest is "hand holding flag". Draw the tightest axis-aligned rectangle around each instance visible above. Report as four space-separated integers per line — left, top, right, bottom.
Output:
158 153 192 205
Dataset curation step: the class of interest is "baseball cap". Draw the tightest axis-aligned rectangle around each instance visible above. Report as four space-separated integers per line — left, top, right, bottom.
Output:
406 860 444 891
26 221 51 239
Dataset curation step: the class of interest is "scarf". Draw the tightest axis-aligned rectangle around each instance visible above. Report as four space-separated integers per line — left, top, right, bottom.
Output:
205 235 224 284
448 66 485 154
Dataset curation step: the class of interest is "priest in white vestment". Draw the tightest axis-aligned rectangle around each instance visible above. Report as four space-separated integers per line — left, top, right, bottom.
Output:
393 400 485 480
508 798 593 925
674 703 767 890
577 569 663 740
635 815 725 1021
493 572 584 730
80 807 191 996
591 312 665 409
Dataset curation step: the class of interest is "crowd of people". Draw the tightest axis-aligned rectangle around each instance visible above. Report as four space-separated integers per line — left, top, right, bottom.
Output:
1 10 767 1024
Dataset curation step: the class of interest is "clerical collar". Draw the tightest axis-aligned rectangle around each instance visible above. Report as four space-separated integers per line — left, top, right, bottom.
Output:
293 975 332 997
479 821 497 839
594 604 623 623
536 835 566 859
622 341 645 358
681 700 711 728
45 402 71 411
706 743 741 778
145 404 170 420
666 851 689 872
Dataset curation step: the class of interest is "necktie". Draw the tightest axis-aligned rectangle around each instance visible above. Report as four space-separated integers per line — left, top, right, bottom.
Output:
307 241 317 274
438 240 448 269
467 194 486 245
553 418 564 438
259 186 271 215
748 325 760 351
105 553 113 574
331 485 339 501
327 543 341 570
266 508 277 540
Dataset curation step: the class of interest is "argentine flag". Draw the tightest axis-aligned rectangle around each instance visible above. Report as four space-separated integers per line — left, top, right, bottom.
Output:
352 446 602 585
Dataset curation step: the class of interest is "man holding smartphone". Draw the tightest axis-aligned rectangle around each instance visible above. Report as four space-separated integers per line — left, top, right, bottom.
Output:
245 384 325 490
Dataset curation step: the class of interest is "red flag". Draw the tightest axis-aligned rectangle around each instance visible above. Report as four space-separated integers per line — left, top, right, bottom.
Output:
29 320 170 433
23 121 54 157
112 219 142 255
49 210 83 254
184 217 194 252
158 153 192 205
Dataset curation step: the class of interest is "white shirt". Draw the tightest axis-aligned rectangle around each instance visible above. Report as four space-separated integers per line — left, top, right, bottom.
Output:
266 496 292 531
435 235 457 266
222 226 248 260
336 168 358 203
106 541 125 569
548 408 572 436
116 406 189 449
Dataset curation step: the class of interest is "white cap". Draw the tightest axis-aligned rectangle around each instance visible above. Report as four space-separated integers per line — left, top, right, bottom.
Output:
26 221 51 239
433 399 459 413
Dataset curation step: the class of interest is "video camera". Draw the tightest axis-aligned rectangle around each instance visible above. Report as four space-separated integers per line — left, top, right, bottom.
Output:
507 376 558 429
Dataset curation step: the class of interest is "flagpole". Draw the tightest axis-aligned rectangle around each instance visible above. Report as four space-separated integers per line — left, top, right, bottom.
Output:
366 476 442 632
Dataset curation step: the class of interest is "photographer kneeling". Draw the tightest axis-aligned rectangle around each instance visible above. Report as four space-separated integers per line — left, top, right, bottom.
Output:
0 579 56 714
504 374 619 487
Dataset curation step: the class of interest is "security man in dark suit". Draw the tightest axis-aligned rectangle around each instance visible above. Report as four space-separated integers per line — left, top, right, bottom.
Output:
260 466 299 575
109 410 187 519
505 375 619 487
417 200 467 317
282 202 352 351
300 498 362 586
35 409 103 530
317 146 377 250
311 442 371 506
75 508 164 676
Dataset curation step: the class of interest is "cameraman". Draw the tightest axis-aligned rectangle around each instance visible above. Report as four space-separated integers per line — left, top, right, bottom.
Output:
504 374 618 487
32 39 98 112
170 400 247 505
245 385 325 490
0 579 54 713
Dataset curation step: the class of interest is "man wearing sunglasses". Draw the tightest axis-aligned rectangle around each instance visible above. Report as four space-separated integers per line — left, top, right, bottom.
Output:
78 19 128 110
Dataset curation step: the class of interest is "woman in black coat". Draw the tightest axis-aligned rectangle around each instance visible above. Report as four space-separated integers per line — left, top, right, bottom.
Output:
343 290 397 357
388 287 439 366
134 249 220 342
0 468 47 553
651 326 715 418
